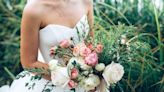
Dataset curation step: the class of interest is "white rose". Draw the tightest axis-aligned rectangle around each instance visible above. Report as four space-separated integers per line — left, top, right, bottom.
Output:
102 62 124 86
80 74 100 91
51 67 70 88
95 63 105 72
68 57 91 70
48 59 59 71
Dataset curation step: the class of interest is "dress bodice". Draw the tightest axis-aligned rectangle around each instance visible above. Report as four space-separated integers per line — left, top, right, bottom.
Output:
38 15 90 63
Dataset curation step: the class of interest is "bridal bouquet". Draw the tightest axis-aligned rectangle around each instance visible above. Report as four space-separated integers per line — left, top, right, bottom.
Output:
48 36 124 91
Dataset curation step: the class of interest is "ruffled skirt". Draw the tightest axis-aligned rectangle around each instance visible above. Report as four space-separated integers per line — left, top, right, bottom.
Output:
2 71 85 92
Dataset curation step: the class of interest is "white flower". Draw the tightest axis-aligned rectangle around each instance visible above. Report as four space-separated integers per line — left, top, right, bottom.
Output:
121 35 127 45
68 57 91 70
80 74 100 91
102 62 124 86
48 59 59 71
51 67 70 88
121 38 127 44
95 63 105 72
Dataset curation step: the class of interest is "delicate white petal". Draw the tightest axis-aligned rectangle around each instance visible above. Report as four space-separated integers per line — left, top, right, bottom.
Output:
51 67 70 88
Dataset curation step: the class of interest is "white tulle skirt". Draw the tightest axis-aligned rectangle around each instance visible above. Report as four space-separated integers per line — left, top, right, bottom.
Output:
0 71 85 92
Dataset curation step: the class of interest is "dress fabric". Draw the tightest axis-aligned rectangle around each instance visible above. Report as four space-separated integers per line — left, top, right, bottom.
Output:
0 1 91 92
8 14 90 92
9 15 89 92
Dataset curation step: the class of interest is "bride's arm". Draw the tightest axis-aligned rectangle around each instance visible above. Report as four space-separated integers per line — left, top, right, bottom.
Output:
86 0 94 37
20 4 50 80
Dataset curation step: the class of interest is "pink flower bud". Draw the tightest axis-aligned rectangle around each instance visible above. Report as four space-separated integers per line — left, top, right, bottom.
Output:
87 43 94 50
59 39 70 48
71 68 79 79
49 46 57 56
68 80 77 88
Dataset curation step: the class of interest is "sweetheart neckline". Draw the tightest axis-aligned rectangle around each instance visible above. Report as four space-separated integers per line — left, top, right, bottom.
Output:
40 14 87 32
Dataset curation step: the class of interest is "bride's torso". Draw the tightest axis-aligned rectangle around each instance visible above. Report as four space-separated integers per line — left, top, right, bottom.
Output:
38 15 90 63
26 0 90 63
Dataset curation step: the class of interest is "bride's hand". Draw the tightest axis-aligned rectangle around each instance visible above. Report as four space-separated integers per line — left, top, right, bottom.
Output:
42 75 51 81
89 88 96 92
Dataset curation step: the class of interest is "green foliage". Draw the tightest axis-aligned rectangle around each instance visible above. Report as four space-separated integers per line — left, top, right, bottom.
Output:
94 0 164 63
93 0 164 91
94 23 163 92
0 0 26 85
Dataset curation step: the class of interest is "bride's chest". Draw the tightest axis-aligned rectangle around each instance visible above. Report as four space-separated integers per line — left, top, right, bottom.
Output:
39 15 90 47
39 27 78 46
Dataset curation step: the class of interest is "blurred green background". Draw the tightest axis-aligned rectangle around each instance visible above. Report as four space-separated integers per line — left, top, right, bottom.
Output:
0 0 163 92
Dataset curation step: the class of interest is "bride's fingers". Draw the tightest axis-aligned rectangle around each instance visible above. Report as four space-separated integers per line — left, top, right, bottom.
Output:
89 88 96 92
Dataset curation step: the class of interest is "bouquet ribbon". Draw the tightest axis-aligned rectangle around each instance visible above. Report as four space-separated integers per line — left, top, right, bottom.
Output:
97 79 109 92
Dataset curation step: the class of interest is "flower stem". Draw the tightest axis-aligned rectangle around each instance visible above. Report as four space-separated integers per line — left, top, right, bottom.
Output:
71 88 76 92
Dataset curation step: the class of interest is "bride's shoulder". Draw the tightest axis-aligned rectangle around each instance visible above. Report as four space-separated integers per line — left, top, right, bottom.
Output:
83 0 93 6
23 1 46 19
82 0 93 10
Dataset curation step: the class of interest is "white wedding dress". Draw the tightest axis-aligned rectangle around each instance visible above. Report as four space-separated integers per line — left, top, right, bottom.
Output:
0 1 90 91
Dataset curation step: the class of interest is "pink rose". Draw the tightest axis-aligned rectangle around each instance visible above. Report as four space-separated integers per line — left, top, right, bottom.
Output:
87 43 94 50
85 53 98 66
95 44 103 53
80 46 91 57
59 39 70 48
71 68 79 79
68 80 77 88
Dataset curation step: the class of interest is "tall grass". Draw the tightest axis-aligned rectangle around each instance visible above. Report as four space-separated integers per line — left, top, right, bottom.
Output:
94 0 164 92
94 0 164 64
152 0 164 64
0 0 26 85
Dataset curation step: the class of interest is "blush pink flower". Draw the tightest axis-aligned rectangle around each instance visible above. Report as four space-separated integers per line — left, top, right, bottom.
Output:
95 44 103 53
73 43 86 56
68 80 77 88
85 53 98 66
59 39 70 48
73 47 80 56
80 46 91 57
71 68 79 79
87 43 94 50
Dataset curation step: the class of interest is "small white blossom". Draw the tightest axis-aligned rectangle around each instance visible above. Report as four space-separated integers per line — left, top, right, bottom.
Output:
95 63 105 72
80 74 100 91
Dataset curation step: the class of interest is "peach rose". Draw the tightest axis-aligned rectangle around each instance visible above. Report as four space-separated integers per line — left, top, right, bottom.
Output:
73 47 80 56
73 43 86 56
95 44 103 53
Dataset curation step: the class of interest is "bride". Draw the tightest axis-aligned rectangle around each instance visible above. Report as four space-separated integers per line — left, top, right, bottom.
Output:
0 0 94 92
